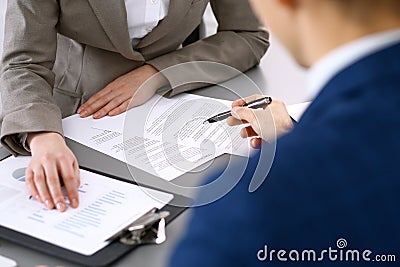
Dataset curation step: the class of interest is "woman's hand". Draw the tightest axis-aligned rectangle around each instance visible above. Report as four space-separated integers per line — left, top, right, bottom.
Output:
26 132 80 212
77 64 169 119
227 95 294 148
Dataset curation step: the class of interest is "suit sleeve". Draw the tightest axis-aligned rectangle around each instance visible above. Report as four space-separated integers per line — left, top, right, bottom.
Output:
146 0 269 96
0 0 61 155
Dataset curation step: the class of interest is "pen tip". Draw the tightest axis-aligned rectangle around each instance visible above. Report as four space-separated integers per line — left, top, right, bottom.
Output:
203 120 209 124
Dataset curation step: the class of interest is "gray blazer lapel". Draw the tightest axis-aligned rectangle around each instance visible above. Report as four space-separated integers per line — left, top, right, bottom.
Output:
87 0 144 61
136 0 192 48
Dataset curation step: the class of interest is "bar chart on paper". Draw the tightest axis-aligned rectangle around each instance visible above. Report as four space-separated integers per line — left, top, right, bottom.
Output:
54 189 138 238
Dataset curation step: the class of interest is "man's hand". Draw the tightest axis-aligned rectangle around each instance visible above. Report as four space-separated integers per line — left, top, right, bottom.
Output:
77 64 168 119
26 132 80 212
227 95 294 148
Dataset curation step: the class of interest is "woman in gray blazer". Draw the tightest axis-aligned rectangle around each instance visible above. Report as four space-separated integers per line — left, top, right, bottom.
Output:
0 0 268 211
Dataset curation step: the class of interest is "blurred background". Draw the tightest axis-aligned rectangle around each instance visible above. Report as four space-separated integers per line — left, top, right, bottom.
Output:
1 1 5 62
202 5 308 104
1 1 5 118
0 0 3 48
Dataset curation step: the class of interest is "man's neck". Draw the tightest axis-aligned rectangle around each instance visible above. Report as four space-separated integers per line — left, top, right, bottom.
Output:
304 13 400 65
307 28 400 99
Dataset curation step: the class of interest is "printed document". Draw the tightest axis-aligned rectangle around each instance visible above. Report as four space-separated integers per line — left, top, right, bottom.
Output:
63 93 251 181
62 93 310 181
0 156 173 255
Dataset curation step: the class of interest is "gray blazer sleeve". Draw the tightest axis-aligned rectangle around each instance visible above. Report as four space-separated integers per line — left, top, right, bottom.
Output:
0 0 61 155
147 0 269 96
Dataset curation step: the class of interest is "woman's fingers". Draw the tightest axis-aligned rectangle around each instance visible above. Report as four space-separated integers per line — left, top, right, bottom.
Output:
79 87 118 118
109 100 130 116
59 156 80 209
43 156 66 212
78 65 163 119
27 132 81 212
25 168 40 201
31 166 54 209
92 94 129 119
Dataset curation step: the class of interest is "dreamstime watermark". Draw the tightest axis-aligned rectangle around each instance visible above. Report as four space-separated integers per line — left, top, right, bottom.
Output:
122 62 277 207
257 238 396 263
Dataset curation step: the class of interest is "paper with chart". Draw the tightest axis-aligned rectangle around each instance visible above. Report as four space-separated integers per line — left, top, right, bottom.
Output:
63 93 251 181
0 156 173 256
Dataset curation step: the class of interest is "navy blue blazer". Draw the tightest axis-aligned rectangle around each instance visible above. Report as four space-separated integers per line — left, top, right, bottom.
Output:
170 43 400 266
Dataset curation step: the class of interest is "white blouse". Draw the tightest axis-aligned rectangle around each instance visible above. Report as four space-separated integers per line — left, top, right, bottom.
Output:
124 0 170 43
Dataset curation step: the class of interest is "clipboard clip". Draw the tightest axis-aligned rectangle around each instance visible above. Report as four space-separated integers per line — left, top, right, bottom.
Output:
108 208 170 246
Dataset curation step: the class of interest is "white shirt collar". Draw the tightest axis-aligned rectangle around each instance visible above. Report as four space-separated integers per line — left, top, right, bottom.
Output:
125 0 170 40
308 29 400 99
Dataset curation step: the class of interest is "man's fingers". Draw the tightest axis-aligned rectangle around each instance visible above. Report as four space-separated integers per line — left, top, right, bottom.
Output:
232 107 267 139
226 116 248 126
43 157 67 212
59 159 80 209
250 138 263 149
231 94 266 108
231 107 258 126
232 94 266 108
231 99 246 108
240 126 258 138
243 94 266 104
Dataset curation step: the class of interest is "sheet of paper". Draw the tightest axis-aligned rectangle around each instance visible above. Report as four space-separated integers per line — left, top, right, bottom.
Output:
0 156 173 256
63 93 251 181
0 255 17 267
63 93 311 181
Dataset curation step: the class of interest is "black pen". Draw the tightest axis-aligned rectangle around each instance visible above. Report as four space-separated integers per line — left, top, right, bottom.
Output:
203 97 272 124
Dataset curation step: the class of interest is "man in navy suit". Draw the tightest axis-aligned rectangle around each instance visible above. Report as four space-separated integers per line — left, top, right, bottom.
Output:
169 0 400 266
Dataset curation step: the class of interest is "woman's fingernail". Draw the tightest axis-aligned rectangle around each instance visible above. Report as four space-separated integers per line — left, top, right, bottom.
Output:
70 198 79 208
56 202 66 211
45 199 52 208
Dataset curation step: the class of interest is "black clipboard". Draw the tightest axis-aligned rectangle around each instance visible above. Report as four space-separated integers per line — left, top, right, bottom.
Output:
0 152 191 267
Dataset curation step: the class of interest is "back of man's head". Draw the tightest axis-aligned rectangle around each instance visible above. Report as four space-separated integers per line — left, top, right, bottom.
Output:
249 0 400 67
